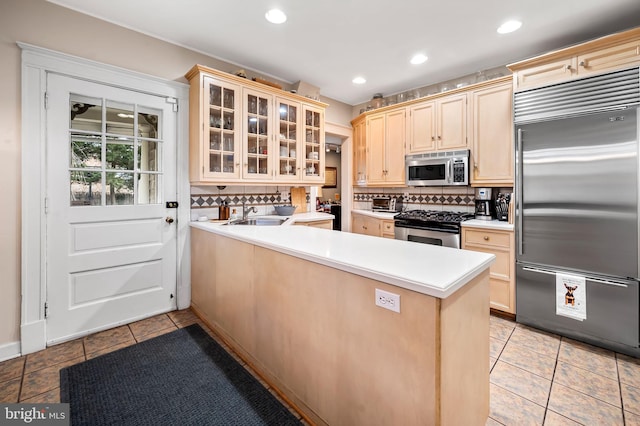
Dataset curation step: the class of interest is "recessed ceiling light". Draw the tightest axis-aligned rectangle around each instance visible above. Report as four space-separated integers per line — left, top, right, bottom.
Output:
265 9 287 24
352 76 366 84
410 53 428 65
497 20 522 34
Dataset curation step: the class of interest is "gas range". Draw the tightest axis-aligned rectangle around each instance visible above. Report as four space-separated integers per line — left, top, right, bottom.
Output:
393 210 474 248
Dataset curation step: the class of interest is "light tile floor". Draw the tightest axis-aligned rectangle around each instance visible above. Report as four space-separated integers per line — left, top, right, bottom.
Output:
488 314 640 425
2 310 640 425
0 309 307 424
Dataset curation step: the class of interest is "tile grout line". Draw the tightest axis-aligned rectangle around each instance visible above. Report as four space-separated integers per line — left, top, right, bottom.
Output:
616 353 627 425
541 335 563 425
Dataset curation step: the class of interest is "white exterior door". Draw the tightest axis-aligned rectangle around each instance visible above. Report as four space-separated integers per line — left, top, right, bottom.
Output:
45 74 178 344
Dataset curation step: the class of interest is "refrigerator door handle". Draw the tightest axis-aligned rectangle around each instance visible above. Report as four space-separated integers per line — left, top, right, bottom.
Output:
522 266 631 288
516 128 524 256
522 266 555 276
587 277 630 288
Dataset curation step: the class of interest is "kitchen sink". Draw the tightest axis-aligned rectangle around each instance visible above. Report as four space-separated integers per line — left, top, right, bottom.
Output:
224 217 288 226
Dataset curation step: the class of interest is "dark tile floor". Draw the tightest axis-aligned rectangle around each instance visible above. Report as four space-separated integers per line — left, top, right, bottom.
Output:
2 310 639 425
0 309 307 424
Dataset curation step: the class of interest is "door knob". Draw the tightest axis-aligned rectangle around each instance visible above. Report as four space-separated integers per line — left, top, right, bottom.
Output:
166 217 175 224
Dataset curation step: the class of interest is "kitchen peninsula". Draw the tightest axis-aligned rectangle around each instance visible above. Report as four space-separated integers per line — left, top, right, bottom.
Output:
190 222 494 425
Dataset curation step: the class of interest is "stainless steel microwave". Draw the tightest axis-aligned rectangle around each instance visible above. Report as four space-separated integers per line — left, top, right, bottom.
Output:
405 150 469 186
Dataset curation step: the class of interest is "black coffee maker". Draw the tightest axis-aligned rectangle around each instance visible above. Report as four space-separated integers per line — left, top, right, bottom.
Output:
474 188 494 220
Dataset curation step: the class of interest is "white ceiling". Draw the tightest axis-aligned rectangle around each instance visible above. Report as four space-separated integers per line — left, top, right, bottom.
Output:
48 0 640 106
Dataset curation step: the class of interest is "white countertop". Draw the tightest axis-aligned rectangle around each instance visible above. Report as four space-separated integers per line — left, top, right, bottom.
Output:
351 209 399 220
190 221 494 299
461 219 514 231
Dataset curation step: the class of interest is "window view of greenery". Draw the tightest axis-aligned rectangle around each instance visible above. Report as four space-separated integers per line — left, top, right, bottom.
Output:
69 99 160 206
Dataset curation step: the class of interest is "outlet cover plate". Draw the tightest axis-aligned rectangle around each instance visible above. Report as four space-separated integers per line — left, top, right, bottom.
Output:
375 288 400 313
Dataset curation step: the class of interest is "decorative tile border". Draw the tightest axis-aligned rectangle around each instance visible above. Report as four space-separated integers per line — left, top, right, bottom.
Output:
353 192 474 206
191 192 309 208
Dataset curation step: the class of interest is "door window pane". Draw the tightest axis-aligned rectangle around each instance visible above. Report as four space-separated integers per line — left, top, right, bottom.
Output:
106 100 134 136
137 173 159 204
106 136 134 170
70 171 102 206
138 140 158 172
70 133 101 168
138 112 159 139
106 172 134 205
70 95 102 131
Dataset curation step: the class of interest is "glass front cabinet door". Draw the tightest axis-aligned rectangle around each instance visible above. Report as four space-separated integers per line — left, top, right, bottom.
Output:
303 105 325 183
243 89 273 179
276 98 301 180
202 76 241 179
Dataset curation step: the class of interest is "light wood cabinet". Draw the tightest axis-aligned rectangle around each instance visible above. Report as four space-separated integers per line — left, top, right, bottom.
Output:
352 117 367 185
351 212 394 238
469 78 514 186
462 227 515 314
509 27 640 91
407 101 435 153
186 64 327 185
366 109 406 186
407 93 467 154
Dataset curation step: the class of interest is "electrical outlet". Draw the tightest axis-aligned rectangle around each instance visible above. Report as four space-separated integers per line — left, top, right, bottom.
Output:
402 192 409 199
375 289 400 313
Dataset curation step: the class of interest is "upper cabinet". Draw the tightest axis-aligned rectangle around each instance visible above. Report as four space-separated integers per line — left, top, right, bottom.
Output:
352 117 367 185
200 76 242 180
469 78 513 186
186 65 327 185
366 109 406 186
407 93 467 154
353 78 514 187
508 27 640 91
303 106 325 182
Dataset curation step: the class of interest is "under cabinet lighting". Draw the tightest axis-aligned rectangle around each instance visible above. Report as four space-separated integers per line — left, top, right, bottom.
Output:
497 20 522 34
410 54 428 65
265 9 287 24
352 76 366 85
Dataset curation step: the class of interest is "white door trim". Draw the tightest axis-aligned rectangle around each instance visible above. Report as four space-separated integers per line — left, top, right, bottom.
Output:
19 42 191 355
325 121 353 232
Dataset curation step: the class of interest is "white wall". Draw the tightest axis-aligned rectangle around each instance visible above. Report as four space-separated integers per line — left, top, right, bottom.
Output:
0 0 353 354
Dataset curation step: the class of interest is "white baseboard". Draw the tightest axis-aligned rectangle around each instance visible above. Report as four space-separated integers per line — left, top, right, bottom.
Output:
20 320 46 355
0 341 21 362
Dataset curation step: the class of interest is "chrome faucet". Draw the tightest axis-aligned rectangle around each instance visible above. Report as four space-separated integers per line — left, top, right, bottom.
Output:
242 202 258 220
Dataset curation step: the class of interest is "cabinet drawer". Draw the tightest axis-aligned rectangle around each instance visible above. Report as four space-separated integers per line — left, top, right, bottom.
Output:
463 229 510 248
382 220 394 234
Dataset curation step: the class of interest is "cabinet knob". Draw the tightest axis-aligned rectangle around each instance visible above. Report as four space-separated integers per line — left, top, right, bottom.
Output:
483 236 489 241
566 64 572 70
431 136 435 141
363 226 367 230
579 61 586 67
437 135 441 140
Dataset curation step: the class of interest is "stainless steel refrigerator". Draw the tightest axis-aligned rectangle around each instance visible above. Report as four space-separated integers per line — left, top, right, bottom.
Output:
515 67 640 356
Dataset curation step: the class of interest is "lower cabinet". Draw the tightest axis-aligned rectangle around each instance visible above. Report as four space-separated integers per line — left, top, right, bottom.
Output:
352 212 395 239
462 227 515 314
294 219 333 229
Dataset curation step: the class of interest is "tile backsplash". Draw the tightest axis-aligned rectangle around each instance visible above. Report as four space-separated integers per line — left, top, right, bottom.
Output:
353 186 512 213
190 185 310 220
